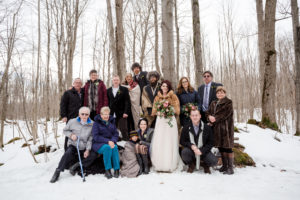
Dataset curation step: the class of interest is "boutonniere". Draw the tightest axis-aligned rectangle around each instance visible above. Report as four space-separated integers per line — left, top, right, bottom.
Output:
117 89 121 95
95 82 99 86
140 75 144 79
211 85 216 89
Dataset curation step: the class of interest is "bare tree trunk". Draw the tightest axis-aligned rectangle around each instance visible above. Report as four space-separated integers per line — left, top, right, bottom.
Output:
140 3 151 66
191 0 203 88
115 0 126 80
174 0 180 81
45 0 51 122
291 0 300 135
256 0 265 100
32 0 41 145
261 0 277 124
106 0 117 75
161 0 175 87
153 0 160 74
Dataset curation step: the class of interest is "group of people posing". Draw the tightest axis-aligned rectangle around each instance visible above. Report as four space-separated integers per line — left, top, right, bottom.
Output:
50 62 234 183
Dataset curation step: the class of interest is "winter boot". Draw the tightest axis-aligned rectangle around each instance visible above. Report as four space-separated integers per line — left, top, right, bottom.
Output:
105 170 113 179
136 153 143 176
114 170 120 178
141 154 150 174
187 162 195 173
50 169 60 183
200 162 211 174
224 153 234 175
219 153 228 172
69 162 80 176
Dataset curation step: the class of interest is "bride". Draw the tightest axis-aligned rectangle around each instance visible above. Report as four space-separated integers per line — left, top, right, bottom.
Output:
151 80 180 172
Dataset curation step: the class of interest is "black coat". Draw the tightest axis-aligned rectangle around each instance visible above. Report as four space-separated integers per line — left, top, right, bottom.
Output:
180 122 214 157
197 82 223 112
176 90 199 126
133 71 149 93
60 87 84 121
107 86 131 119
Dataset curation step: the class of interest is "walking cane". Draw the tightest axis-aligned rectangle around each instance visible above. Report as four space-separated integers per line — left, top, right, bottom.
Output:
76 136 86 182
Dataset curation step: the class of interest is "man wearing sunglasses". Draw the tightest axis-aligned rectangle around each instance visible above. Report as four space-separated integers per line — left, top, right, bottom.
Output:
197 71 223 123
50 107 98 183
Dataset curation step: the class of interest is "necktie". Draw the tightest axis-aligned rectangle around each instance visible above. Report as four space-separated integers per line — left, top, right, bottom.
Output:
203 85 209 111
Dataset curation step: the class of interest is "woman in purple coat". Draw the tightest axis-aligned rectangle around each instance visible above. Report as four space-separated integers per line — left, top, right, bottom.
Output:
92 106 120 179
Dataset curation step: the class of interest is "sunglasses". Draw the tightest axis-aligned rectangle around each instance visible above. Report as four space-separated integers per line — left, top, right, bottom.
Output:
80 113 89 116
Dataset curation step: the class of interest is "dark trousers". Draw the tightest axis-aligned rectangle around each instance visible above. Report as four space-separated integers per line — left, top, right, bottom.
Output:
200 110 208 123
116 117 128 141
181 147 218 167
90 110 98 121
57 145 98 171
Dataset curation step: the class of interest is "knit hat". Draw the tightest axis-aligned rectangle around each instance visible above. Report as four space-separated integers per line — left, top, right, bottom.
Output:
129 130 138 138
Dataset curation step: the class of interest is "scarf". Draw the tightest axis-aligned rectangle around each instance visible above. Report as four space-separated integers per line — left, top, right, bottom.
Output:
189 121 204 170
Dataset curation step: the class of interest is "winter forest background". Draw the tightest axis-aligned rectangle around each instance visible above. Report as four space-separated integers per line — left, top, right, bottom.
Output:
0 0 298 161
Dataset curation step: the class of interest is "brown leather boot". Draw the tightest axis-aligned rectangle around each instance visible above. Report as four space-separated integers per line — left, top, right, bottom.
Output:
187 162 195 173
201 162 211 174
219 153 228 172
224 153 234 175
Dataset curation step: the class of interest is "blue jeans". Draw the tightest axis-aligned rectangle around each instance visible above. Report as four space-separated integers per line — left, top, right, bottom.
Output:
97 144 120 170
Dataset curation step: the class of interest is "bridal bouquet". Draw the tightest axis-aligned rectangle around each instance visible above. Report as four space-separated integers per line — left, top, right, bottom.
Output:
154 100 175 127
182 103 198 117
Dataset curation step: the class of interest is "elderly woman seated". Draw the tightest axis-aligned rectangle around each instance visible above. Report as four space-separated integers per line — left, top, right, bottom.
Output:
92 106 120 179
50 107 98 183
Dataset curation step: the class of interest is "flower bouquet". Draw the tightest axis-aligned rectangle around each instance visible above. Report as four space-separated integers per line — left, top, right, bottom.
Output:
182 103 198 118
154 100 175 127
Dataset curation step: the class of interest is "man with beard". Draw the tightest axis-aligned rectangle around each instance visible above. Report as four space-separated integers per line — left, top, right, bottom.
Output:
141 71 160 128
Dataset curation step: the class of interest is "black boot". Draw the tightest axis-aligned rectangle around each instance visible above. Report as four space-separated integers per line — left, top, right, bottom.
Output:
219 153 228 172
69 162 80 176
136 153 143 176
105 170 113 179
114 169 120 178
141 154 149 174
50 169 60 183
224 153 234 175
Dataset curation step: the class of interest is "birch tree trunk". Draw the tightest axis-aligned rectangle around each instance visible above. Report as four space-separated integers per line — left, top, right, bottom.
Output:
191 0 203 88
45 0 51 122
153 0 161 74
174 0 180 81
261 0 277 124
291 0 300 135
161 0 175 87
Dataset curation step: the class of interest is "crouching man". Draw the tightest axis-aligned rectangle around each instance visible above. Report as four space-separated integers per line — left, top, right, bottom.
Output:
180 109 217 174
50 107 98 183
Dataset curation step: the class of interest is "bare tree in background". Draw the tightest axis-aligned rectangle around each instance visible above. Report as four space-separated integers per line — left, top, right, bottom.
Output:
161 0 175 86
191 0 203 88
0 1 23 147
106 0 117 75
174 0 180 81
115 0 126 80
261 0 277 124
291 0 300 135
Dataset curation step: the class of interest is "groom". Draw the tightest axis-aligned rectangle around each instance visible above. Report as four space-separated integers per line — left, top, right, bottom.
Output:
180 109 218 174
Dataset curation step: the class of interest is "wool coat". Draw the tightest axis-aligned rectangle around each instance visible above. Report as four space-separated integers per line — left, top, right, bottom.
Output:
60 87 84 121
83 79 108 114
206 97 234 148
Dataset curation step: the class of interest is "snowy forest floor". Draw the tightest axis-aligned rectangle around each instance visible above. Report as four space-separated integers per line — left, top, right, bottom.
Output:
1 121 300 200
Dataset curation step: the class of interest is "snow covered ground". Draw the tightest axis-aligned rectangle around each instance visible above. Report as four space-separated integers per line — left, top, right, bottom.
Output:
1 121 300 200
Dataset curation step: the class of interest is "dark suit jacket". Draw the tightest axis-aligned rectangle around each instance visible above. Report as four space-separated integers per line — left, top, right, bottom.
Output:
107 86 131 119
133 71 149 93
180 122 214 157
60 87 84 121
197 82 223 112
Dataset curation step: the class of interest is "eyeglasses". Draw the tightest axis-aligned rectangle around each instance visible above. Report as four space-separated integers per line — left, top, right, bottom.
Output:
203 76 210 78
182 81 188 83
80 113 89 116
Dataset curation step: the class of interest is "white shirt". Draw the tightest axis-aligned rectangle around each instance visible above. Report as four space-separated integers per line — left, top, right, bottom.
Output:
112 86 119 98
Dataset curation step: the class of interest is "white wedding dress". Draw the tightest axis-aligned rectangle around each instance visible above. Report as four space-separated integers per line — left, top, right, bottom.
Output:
150 115 180 172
